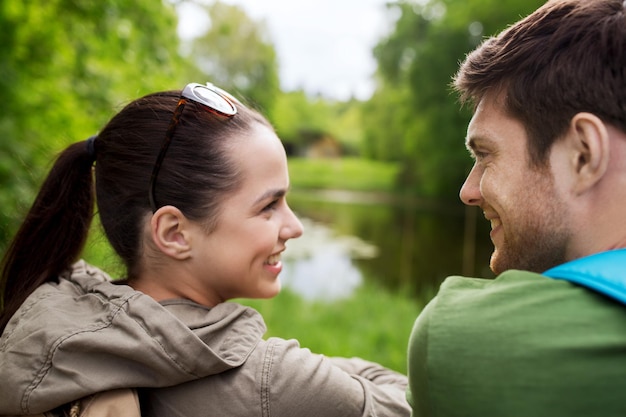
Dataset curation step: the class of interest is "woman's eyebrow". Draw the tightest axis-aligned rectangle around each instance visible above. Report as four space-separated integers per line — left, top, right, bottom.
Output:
253 188 287 205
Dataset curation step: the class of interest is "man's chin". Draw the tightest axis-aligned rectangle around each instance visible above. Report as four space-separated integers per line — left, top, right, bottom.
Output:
489 250 507 275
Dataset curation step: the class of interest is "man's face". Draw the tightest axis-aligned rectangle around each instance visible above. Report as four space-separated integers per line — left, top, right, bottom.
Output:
459 94 571 274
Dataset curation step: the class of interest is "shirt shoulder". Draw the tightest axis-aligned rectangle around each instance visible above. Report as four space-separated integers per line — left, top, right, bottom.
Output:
408 270 626 417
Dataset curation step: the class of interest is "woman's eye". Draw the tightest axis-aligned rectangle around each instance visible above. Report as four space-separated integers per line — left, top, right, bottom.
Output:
262 200 279 212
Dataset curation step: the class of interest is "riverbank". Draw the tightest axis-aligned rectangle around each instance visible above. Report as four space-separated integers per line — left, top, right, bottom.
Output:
288 157 464 214
288 156 399 192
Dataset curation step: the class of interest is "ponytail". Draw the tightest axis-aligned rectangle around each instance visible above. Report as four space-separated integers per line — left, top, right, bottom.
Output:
0 139 96 334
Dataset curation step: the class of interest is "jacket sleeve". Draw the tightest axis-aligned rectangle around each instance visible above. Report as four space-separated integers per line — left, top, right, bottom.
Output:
140 337 411 417
262 338 410 417
328 356 409 388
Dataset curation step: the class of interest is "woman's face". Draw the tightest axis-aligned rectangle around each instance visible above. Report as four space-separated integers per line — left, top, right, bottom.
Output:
187 123 303 304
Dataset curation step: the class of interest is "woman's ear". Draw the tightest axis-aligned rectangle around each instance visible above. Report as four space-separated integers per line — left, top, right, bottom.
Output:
568 112 610 194
150 206 193 260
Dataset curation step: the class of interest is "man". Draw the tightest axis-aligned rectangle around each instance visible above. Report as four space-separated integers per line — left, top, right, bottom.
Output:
407 1 626 416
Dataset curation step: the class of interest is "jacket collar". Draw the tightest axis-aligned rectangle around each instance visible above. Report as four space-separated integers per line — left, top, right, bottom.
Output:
543 249 626 304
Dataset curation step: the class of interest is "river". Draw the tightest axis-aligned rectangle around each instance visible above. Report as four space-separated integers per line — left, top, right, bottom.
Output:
280 190 495 303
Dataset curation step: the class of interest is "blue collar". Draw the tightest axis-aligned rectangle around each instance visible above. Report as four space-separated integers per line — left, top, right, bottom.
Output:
543 249 626 304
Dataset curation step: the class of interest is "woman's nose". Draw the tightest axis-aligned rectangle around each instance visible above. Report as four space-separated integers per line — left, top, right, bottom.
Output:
282 205 304 240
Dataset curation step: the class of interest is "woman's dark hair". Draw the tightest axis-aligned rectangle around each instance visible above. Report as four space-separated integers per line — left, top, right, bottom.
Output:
454 0 626 167
0 87 272 334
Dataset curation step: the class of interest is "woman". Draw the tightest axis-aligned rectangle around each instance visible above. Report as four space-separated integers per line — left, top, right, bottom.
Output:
0 83 410 416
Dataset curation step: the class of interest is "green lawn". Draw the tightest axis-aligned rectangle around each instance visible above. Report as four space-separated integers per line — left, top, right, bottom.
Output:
288 157 400 192
237 284 421 373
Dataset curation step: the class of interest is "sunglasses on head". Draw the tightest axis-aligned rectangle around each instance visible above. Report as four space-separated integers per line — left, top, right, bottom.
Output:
148 82 239 212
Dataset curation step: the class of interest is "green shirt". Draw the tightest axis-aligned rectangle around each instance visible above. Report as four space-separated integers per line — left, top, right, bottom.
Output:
407 270 626 417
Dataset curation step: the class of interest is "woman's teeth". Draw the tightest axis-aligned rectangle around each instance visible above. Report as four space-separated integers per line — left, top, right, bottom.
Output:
265 254 280 265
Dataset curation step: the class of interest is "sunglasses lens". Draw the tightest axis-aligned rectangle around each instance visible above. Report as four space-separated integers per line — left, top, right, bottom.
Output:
188 84 237 116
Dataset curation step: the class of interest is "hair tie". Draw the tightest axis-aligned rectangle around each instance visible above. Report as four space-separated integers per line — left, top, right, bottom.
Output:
86 135 97 160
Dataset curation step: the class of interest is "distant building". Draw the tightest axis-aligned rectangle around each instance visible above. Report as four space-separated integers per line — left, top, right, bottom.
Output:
305 134 342 158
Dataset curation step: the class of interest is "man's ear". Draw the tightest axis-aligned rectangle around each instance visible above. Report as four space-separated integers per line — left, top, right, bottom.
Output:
569 112 610 194
150 206 193 260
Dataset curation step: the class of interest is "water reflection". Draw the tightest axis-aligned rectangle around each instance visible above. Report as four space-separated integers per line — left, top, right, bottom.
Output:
281 218 377 301
280 191 494 302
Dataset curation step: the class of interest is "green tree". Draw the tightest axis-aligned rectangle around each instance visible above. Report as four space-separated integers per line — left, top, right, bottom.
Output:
182 1 280 114
362 82 414 162
271 90 365 156
367 0 545 198
0 0 191 250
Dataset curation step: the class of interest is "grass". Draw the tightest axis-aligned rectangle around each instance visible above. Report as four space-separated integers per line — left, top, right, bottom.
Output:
237 283 422 374
288 157 400 192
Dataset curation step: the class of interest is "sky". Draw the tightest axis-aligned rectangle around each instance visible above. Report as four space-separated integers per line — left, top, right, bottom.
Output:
175 0 398 101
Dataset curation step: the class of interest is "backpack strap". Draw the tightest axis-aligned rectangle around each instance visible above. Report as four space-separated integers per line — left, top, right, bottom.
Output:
543 249 626 305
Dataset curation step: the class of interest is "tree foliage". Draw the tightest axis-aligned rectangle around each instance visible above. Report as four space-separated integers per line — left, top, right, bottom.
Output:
365 0 546 198
182 1 280 114
270 91 366 156
0 0 190 248
0 0 557 253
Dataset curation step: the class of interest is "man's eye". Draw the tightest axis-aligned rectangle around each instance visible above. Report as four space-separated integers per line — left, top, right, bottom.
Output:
473 150 488 160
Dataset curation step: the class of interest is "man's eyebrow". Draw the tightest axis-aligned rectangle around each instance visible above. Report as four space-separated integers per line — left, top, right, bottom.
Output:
465 135 491 152
253 188 287 205
465 137 476 151
465 136 480 153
